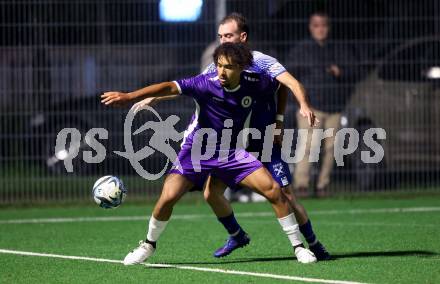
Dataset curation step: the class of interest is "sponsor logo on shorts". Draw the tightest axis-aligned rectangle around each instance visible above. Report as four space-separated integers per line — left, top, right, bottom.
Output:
273 163 285 177
281 176 289 186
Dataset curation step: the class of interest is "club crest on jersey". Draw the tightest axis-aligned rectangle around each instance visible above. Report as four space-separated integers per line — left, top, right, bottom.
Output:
241 96 252 108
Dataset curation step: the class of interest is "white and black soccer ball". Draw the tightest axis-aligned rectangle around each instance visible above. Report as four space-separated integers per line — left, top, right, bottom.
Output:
92 175 127 209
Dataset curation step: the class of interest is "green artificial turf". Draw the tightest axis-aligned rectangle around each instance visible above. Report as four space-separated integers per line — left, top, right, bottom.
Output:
0 196 439 283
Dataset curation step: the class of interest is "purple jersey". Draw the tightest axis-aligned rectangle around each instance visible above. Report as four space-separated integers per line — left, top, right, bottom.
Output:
169 71 278 189
199 51 291 189
203 51 284 132
174 71 279 150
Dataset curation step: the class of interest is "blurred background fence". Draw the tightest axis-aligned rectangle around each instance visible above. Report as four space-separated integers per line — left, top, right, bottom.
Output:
1 0 439 205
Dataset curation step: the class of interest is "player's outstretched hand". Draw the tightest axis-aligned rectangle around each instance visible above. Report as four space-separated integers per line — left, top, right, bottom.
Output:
101 92 131 107
132 97 157 114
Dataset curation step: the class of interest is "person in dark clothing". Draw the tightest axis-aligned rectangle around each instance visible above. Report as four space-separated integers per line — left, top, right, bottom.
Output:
287 11 359 197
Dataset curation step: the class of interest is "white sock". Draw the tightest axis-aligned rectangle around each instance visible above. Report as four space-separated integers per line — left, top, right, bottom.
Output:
277 213 303 247
146 215 168 242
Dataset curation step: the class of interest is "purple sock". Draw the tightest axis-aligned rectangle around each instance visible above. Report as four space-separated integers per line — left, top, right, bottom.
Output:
299 220 317 245
218 212 245 237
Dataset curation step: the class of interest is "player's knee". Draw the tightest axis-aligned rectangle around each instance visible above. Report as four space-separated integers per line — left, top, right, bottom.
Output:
160 187 181 206
157 197 176 211
281 186 296 203
204 188 223 205
263 182 282 204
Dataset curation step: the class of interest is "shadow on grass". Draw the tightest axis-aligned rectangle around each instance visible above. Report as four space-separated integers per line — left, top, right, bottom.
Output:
332 250 438 259
158 250 438 266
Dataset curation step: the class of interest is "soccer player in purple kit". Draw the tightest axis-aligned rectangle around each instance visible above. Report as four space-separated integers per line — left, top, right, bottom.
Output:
137 13 331 261
102 43 317 264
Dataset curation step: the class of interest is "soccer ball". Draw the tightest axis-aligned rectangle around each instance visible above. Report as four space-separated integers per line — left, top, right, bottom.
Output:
92 175 127 209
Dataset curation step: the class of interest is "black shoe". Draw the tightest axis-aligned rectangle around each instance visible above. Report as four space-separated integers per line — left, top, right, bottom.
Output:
309 241 332 261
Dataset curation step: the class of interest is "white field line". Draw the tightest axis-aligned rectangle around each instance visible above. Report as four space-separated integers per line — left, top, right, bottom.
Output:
0 206 439 225
0 248 368 284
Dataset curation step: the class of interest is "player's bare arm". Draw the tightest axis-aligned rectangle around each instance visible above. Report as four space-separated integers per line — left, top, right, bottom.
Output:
276 72 318 127
101 82 180 106
130 95 181 113
144 94 181 106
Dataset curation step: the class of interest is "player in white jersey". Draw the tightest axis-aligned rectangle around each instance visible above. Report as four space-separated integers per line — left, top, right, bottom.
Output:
204 50 286 78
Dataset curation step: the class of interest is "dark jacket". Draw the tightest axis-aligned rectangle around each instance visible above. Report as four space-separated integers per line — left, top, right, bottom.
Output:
287 38 360 113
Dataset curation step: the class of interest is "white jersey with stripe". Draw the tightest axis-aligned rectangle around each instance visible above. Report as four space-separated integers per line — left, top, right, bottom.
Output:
202 50 287 79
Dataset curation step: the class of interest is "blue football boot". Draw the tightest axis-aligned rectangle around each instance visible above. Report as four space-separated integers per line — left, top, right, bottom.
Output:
213 233 250 258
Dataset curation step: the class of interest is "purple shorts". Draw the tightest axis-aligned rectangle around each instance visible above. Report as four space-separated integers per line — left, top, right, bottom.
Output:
168 145 263 189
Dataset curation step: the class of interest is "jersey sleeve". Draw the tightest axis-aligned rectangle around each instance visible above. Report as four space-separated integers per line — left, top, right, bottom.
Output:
174 74 208 100
253 51 287 79
201 62 216 75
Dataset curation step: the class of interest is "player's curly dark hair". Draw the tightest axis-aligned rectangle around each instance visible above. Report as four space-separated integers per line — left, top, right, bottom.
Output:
213 42 253 69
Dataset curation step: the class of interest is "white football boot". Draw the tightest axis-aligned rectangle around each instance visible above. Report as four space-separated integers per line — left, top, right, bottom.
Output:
294 246 317 264
123 240 156 265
